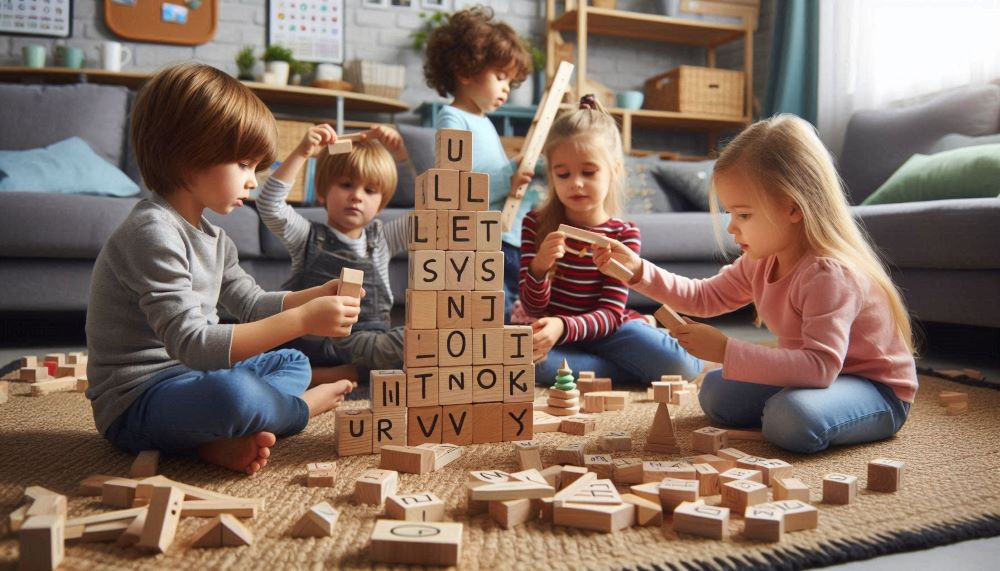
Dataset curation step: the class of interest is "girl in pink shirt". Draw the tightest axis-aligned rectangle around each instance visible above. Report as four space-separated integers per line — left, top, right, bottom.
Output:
595 115 917 454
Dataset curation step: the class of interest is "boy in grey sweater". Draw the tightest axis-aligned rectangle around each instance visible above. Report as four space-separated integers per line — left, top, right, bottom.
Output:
87 63 359 475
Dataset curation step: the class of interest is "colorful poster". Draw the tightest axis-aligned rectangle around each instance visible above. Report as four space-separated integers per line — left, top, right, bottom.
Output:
268 0 344 64
0 0 73 38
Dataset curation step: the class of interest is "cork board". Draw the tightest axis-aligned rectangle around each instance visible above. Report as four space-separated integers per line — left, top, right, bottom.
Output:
105 0 217 46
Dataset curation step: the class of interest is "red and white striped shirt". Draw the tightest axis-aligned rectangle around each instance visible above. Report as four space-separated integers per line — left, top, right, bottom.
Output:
519 210 644 344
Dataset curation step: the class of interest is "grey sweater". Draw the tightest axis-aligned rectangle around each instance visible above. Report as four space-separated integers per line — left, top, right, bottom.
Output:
86 194 286 434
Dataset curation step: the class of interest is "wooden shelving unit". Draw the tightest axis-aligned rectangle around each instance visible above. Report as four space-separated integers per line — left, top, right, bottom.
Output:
545 2 753 153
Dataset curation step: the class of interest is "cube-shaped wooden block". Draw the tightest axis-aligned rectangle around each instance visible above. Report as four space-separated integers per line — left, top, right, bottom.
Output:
721 479 768 512
673 501 729 540
436 210 450 250
422 168 460 210
439 366 473 405
371 370 406 410
355 469 398 506
435 129 473 171
502 402 533 441
561 417 595 435
554 442 585 466
756 458 794 486
693 463 721 496
471 329 504 366
307 462 338 487
406 367 439 407
471 291 504 328
19 514 65 570
475 251 504 290
405 329 439 368
770 500 819 531
773 477 811 502
691 426 729 454
385 492 446 522
476 211 502 251
502 326 532 365
612 458 644 485
405 290 437 329
823 473 858 505
446 211 476 249
336 409 373 456
437 291 470 329
373 409 407 452
599 431 632 452
867 458 904 492
720 467 763 485
744 504 785 542
439 329 472 367
662 461 697 480
445 251 475 289
442 404 474 445
459 171 489 211
370 520 463 566
584 454 614 479
407 210 437 251
408 250 445 290
658 478 699 513
472 402 504 444
407 406 443 446
472 365 503 402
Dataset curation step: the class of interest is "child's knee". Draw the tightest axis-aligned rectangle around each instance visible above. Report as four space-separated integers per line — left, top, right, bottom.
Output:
201 371 271 421
696 371 729 423
762 391 828 454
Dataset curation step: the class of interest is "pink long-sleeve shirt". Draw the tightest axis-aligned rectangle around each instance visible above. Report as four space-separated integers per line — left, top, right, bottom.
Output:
633 253 918 403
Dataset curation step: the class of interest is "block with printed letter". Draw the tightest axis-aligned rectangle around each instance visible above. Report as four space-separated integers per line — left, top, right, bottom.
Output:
407 406 443 446
370 370 406 410
437 291 470 329
471 329 504 367
405 329 439 368
442 404 474 445
475 251 504 290
438 329 472 366
471 291 504 328
408 250 445 290
406 367 439 407
502 402 533 441
422 168 460 210
445 251 475 290
335 409 373 456
460 171 489 211
502 326 532 365
439 366 473 405
472 364 502 402
407 210 437 251
435 128 473 171
446 211 476 249
372 409 407 452
503 364 534 402
476 210 502 251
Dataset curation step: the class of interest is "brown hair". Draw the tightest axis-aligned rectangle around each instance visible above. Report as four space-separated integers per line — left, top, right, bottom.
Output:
423 6 532 97
314 138 398 210
533 96 625 241
130 63 277 194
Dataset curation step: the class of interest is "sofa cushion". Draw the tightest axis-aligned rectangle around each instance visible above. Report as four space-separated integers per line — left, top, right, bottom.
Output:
0 137 139 197
629 212 739 261
0 83 131 171
622 155 675 214
855 197 1000 270
395 123 436 208
930 132 1000 154
838 83 1000 204
862 144 1000 205
652 159 715 211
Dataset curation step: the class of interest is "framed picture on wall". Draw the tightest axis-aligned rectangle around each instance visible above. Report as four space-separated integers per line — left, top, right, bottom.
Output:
420 0 450 9
268 0 344 63
0 0 73 38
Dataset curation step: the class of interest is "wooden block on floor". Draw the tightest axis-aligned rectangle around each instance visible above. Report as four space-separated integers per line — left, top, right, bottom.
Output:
642 461 671 483
503 402 533 441
371 369 406 410
306 462 338 488
721 479 768 512
78 475 118 497
489 498 536 529
407 367 439 407
599 431 632 452
472 402 504 443
867 458 904 492
581 393 605 413
691 453 736 473
691 426 729 454
612 458 644 485
503 364 534 402
673 501 729 539
370 519 463 566
405 329 439 368
0 380 8 405
355 469 398 506
54 363 85 378
467 470 510 514
137 485 184 553
460 171 489 211
379 445 435 475
822 473 858 505
719 467 763 485
471 364 502 402
102 478 139 508
18 513 65 570
744 504 785 542
539 465 563 488
439 329 472 367
26 494 67 517
445 250 475 290
554 442 586 466
43 353 66 365
405 289 438 329
727 428 764 441
553 501 634 533
773 477 811 502
469 478 554 502
338 267 364 299
77 519 132 543
335 409 373 456
558 465 589 489
471 329 503 367
577 377 613 394
115 510 146 547
502 326 532 365
435 128 473 171
561 417 595 435
591 390 627 410
407 406 443 446
475 251 504 290
408 250 446 290
653 304 685 331
408 210 438 251
442 404 474 445
21 355 38 368
946 401 969 415
179 499 261 518
755 458 794 486
718 447 750 462
662 461 697 480
385 492 445 522
439 366 473 405
514 440 542 471
769 500 819 531
693 463 721 496
532 410 562 433
629 481 662 504
128 450 160 479
417 443 463 470
291 502 340 538
622 493 664 527
583 454 614 480
658 478 700 513
190 514 253 547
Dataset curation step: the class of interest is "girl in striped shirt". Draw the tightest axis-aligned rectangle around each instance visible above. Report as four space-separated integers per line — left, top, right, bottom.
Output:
519 96 702 385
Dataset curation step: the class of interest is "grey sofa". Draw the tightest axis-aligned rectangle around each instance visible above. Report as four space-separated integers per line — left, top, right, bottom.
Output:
1 81 997 329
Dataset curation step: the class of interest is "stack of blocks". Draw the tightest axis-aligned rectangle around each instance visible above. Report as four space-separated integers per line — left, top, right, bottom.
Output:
334 129 534 457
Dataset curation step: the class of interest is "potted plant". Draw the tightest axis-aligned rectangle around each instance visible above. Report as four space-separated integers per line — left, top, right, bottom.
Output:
409 10 450 52
528 41 546 105
262 44 294 86
289 60 315 86
235 46 256 81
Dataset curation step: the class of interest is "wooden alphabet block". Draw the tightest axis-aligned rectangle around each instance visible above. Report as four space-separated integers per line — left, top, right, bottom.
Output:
583 454 614 479
442 404 474 445
691 453 736 473
408 210 437 251
629 481 662 504
423 168 460 210
718 447 750 462
471 291 504 328
43 353 66 365
555 442 586 466
532 410 562 433
744 504 785 542
663 461 697 480
553 501 635 533
693 463 722 496
355 469 398 506
405 329 439 368
769 500 819 531
419 442 463 470
658 478 700 513
373 409 407 452
379 445 436 475
129 450 160 479
371 369 406 410
291 502 340 538
469 479 554 502
719 467 763 485
612 458 644 485
436 210 450 250
773 477 811 502
472 402 504 444
439 329 472 366
582 393 605 413
407 367 439 407
408 250 445 290
514 440 543 471
503 365 534 402
439 366 473 405
407 406 443 446
622 493 663 527
339 267 364 298
445 251 475 290
559 465 589 490
77 519 131 543
561 417 596 435
18 514 65 571
475 251 504 290
938 391 968 406
370 519 463 566
471 365 502 402
946 401 968 415
471 330 504 367
436 291 470 329
722 479 768 512
476 210 502 251
405 290 438 330
460 171 489 211
503 402 533 441
178 499 261 519
137 485 184 553
823 473 858 505
599 431 632 452
467 470 511 514
673 501 729 539
691 426 729 454
447 211 476 249
650 381 672 403
868 458 904 492
386 492 446 522
435 128 473 171
556 479 621 505
306 462 338 487
726 428 764 441
26 494 66 518
642 461 671 483
756 458 794 486
489 498 536 529
653 303 685 331
335 409 373 456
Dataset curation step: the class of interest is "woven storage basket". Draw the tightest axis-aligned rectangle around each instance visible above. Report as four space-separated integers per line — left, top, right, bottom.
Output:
344 60 404 99
644 65 745 117
266 119 314 204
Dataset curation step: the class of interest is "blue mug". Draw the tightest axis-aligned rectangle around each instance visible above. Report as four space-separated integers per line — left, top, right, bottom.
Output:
616 90 644 110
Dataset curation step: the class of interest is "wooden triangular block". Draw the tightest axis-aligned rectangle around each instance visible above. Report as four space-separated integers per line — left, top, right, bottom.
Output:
190 514 253 548
647 403 675 443
291 502 339 538
189 516 223 548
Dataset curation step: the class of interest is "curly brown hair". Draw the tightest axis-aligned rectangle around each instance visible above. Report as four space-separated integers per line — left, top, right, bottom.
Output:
423 6 532 97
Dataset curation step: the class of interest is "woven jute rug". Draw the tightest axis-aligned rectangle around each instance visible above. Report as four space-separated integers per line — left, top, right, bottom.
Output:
1 372 998 570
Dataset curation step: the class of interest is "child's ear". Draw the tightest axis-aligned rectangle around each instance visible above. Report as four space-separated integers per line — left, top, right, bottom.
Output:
788 200 803 224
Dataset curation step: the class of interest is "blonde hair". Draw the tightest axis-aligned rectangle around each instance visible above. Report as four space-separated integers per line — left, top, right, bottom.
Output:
712 114 915 353
313 138 397 210
534 98 624 240
130 63 277 194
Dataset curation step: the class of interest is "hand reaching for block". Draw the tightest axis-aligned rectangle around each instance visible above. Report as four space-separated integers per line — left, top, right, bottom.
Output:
591 236 642 283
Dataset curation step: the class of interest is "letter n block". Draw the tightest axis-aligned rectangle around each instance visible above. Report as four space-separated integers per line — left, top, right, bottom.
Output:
439 366 473 405
502 402 533 442
407 406 443 446
335 409 373 456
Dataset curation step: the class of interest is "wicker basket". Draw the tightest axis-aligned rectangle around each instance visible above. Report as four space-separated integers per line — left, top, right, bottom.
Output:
644 65 745 117
344 60 404 100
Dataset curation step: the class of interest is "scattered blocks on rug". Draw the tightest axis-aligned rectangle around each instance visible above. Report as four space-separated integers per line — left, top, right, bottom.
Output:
306 462 338 488
385 492 445 522
773 477 811 502
370 519 463 566
744 504 785 542
822 473 858 505
868 458 905 492
672 500 729 540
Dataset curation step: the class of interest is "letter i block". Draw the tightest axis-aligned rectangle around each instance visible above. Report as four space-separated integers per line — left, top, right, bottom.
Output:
475 251 504 290
408 210 437 251
442 404 473 445
471 291 504 328
373 409 407 452
445 251 475 290
503 365 534 402
407 367 439 407
472 329 504 366
503 326 533 365
439 329 472 366
435 128 473 171
424 169 460 210
370 370 406 410
460 171 489 211
476 211 502 251
336 409 373 456
405 290 438 330
439 366 473 405
447 211 476 249
405 329 439 368
408 250 445 290
502 402 533 441
407 406 443 446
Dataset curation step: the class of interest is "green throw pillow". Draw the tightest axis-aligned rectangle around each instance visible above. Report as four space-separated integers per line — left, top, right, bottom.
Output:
862 144 1000 205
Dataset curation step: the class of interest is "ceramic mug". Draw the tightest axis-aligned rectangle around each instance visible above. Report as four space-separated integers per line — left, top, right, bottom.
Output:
96 41 132 72
22 45 46 68
616 90 645 110
57 46 84 69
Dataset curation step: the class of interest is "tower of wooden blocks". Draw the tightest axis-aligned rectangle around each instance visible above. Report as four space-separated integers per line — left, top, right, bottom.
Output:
335 128 533 456
645 382 680 453
545 359 581 416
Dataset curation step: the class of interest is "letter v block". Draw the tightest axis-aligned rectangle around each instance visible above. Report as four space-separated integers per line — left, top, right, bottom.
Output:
407 406 443 446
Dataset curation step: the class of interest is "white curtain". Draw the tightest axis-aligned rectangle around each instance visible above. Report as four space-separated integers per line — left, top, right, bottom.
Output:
818 0 1000 156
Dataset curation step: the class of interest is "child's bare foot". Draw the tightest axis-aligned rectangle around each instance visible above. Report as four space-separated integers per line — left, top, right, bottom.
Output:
198 432 276 475
302 379 354 417
311 364 359 387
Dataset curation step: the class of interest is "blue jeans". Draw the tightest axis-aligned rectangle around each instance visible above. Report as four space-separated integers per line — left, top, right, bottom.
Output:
536 320 703 386
698 370 911 454
502 241 520 323
105 349 312 456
